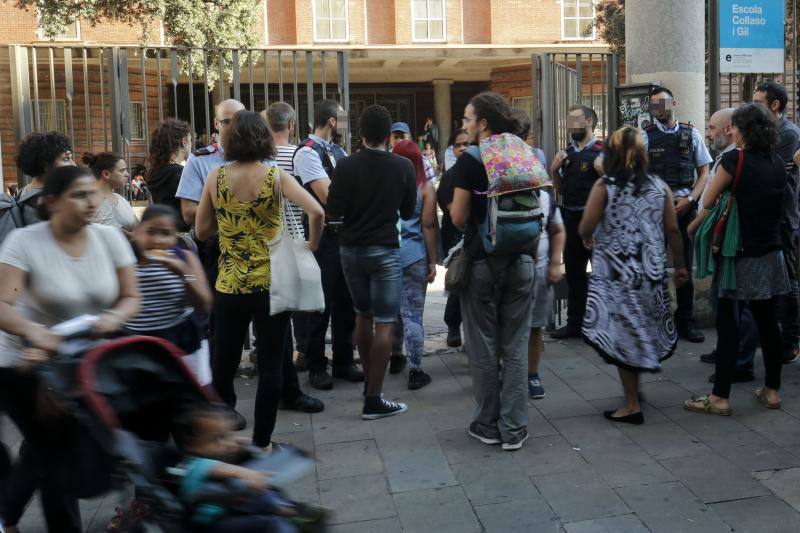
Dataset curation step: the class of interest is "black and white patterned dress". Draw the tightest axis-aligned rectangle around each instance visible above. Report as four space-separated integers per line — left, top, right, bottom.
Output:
582 175 677 372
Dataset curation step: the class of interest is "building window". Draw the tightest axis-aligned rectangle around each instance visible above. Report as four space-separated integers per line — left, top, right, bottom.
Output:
37 20 80 41
412 0 445 42
561 0 595 40
129 102 146 141
313 0 348 42
33 100 67 133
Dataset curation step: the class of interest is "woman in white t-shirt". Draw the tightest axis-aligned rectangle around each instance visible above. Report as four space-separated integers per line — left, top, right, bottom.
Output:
0 165 139 533
83 152 139 235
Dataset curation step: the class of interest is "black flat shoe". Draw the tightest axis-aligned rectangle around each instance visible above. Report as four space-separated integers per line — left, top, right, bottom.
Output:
603 410 644 425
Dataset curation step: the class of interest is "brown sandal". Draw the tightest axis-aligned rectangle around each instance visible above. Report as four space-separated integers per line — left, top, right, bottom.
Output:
684 395 732 416
755 388 781 409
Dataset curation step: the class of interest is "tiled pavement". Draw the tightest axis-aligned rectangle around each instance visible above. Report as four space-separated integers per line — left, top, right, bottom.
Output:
7 283 800 532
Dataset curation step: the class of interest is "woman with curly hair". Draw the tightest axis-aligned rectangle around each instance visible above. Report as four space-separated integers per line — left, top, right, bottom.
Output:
686 103 788 416
147 118 193 231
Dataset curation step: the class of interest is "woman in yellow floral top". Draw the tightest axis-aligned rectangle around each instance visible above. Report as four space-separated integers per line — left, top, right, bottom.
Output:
196 110 323 450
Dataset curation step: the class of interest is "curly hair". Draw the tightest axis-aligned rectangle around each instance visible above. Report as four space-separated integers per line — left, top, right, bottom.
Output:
732 103 778 156
146 118 191 175
468 92 518 135
16 131 72 178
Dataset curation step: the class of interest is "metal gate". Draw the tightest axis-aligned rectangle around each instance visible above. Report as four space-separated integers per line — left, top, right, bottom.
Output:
9 45 351 185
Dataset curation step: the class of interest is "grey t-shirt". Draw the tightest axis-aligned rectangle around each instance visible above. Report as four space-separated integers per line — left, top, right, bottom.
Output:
92 193 138 231
778 117 800 230
0 222 136 367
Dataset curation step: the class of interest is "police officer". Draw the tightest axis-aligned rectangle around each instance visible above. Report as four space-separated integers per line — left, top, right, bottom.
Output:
645 86 712 343
293 99 364 390
550 105 603 339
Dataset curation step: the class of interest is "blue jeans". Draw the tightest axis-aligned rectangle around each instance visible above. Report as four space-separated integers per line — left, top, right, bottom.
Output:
340 246 402 323
399 259 429 369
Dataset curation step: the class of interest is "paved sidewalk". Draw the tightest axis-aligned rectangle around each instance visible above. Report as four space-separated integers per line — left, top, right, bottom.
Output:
8 284 800 532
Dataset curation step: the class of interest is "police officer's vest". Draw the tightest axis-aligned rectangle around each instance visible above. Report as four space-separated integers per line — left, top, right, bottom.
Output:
645 123 696 189
562 140 603 209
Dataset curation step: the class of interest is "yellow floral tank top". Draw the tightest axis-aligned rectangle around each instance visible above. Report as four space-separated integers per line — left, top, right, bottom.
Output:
215 166 281 294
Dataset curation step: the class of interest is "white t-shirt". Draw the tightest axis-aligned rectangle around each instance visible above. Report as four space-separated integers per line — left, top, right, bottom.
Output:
93 193 138 231
536 191 564 269
275 144 305 238
0 222 136 367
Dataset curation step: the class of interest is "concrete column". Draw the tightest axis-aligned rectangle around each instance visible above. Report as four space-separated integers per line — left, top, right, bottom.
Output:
433 79 453 160
625 0 706 130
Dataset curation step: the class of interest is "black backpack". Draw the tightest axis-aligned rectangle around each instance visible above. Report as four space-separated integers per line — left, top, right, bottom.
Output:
0 187 41 246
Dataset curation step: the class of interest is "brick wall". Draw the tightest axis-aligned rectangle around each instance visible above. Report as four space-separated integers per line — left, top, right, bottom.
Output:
268 0 298 44
462 0 491 44
366 0 396 44
491 0 563 44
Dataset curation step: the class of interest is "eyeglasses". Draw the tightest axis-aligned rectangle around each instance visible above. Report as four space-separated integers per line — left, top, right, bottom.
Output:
217 118 232 126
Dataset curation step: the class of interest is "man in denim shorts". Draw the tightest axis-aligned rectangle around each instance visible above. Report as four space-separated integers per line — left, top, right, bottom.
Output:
328 105 417 419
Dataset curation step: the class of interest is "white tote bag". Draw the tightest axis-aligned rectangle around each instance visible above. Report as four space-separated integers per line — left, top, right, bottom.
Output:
268 175 325 315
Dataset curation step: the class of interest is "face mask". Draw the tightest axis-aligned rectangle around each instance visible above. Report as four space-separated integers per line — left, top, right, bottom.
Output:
571 131 587 142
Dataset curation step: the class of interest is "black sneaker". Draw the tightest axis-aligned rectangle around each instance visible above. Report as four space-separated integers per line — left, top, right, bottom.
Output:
700 350 718 364
294 352 308 372
502 430 529 451
708 370 755 383
230 409 247 431
468 422 501 445
308 369 334 390
279 393 325 413
528 376 545 399
408 369 432 390
362 395 408 420
447 327 462 348
677 324 705 343
332 364 364 382
389 354 406 374
550 324 581 340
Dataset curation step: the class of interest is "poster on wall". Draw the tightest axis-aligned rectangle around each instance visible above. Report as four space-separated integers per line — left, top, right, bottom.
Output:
719 0 785 73
616 83 658 131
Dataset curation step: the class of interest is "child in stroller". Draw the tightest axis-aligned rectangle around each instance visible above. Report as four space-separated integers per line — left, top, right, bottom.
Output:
168 403 326 532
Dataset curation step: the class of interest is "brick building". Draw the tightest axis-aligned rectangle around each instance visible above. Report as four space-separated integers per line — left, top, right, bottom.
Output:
0 0 609 184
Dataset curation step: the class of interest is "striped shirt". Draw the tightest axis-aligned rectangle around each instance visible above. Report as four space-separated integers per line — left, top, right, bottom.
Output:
126 261 192 332
275 144 305 238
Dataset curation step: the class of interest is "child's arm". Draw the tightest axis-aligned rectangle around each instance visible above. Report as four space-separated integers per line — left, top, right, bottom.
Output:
208 463 272 492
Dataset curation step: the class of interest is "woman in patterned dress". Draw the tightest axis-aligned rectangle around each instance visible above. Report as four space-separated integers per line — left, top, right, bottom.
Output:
579 126 689 425
195 111 324 450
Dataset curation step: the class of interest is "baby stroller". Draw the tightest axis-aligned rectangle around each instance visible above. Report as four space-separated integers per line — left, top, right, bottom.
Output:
34 317 317 532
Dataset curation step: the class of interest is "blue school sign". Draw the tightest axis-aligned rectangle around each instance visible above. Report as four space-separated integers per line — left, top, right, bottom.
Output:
719 0 785 73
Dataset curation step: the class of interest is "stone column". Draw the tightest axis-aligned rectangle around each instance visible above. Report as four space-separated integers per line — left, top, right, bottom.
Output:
625 0 706 130
433 79 453 160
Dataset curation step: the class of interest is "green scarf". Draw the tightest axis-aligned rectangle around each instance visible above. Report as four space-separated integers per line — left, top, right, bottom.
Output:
694 191 740 291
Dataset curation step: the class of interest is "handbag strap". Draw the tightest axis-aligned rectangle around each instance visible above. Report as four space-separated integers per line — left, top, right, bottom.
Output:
272 167 304 238
731 149 745 193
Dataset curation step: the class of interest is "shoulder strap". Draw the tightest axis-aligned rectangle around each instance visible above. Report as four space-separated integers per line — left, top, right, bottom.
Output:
466 146 482 163
732 149 745 193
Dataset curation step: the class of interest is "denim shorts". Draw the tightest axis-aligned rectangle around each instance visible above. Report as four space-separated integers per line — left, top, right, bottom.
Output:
340 245 402 323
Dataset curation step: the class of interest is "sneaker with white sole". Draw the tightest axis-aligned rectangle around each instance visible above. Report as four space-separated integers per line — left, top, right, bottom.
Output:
362 394 408 420
502 430 529 451
528 376 546 399
468 422 501 445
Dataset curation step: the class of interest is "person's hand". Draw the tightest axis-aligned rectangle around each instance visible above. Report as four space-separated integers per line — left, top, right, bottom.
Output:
307 240 319 253
19 347 51 371
673 267 689 289
240 469 272 492
687 219 699 240
548 263 564 284
92 310 125 337
674 197 691 218
427 263 437 284
553 150 568 168
582 237 594 250
24 324 62 353
146 251 187 275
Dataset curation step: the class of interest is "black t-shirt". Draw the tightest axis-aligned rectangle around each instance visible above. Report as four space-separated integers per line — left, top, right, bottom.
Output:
327 148 417 247
720 149 786 257
148 163 189 232
450 152 489 254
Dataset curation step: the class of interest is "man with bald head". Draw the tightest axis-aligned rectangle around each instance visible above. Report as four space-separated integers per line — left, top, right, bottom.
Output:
702 108 735 207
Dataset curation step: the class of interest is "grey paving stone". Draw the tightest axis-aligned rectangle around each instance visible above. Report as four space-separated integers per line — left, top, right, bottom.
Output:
737 409 800 447
313 413 374 446
533 469 630 522
316 440 384 480
639 380 696 408
616 481 731 533
474 499 561 533
560 371 624 401
393 486 481 533
660 405 751 438
756 468 800 512
564 514 651 533
660 453 769 503
371 414 458 492
527 405 561 438
512 435 589 476
319 474 396 525
551 414 634 452
702 431 800 471
436 428 503 464
531 380 599 419
452 456 540 506
622 421 711 460
329 517 403 533
711 495 800 533
580 443 676 488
